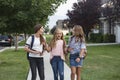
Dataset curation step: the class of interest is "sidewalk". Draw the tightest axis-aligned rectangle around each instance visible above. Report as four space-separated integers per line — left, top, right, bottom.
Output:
27 51 71 80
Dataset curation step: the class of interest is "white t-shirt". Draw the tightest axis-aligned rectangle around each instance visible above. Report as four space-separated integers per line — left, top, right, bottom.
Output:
26 35 45 58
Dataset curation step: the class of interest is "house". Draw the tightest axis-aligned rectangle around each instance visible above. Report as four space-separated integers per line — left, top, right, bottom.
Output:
99 0 120 43
55 20 69 35
77 0 120 43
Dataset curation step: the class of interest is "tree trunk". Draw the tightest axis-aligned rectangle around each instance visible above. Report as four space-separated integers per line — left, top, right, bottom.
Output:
24 33 27 41
15 33 18 51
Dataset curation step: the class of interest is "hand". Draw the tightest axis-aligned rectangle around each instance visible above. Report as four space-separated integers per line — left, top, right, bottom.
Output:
34 51 41 54
40 52 43 56
67 48 74 52
75 57 80 62
42 42 47 46
44 44 48 50
65 55 69 62
35 51 42 56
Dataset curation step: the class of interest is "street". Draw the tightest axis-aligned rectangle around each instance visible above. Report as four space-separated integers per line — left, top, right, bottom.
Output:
0 46 4 50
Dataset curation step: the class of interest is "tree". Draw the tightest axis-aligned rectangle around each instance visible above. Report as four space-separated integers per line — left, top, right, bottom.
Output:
112 0 120 21
0 0 67 34
0 0 66 50
44 25 50 34
100 0 120 34
67 0 101 38
50 26 56 34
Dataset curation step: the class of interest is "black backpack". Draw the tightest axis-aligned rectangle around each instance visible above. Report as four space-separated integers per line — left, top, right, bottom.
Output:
27 35 34 59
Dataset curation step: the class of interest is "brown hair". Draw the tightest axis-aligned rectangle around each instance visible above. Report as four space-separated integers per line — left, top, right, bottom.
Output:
34 24 45 44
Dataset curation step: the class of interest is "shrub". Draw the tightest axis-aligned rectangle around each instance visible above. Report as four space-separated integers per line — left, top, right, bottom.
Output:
103 34 115 43
89 33 103 43
90 33 115 43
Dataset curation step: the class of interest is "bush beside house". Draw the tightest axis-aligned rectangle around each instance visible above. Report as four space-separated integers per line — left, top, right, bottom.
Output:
89 33 115 43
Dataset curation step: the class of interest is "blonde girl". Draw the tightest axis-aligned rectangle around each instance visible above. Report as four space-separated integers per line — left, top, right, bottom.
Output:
47 28 66 80
67 25 86 80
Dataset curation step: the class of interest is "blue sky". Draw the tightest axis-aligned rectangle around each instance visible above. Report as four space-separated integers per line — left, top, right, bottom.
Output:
48 0 78 29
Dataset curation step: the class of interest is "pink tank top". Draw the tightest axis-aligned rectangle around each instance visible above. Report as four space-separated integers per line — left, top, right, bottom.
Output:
50 40 65 60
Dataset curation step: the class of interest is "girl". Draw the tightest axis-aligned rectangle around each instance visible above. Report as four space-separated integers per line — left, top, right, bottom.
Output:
67 25 87 80
24 24 46 80
47 28 66 80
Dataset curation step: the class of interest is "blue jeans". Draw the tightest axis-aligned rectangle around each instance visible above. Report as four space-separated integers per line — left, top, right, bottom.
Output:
50 56 64 80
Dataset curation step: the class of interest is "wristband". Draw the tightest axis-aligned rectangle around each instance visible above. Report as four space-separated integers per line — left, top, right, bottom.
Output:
78 56 84 59
78 57 82 59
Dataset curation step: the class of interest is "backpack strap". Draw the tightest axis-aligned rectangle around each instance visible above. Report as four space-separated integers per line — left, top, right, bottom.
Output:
27 35 34 59
70 36 73 42
30 35 34 48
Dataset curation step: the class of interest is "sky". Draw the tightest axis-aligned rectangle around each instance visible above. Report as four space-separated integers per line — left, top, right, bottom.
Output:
48 0 78 29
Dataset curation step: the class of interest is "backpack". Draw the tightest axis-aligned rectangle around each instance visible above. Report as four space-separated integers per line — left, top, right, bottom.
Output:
27 35 34 59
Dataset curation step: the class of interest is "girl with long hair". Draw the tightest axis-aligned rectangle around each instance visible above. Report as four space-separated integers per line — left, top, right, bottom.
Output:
67 25 87 80
47 28 66 80
24 24 46 80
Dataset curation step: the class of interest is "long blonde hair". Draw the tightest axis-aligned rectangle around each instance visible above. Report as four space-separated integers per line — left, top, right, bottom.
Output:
72 25 85 42
49 28 65 48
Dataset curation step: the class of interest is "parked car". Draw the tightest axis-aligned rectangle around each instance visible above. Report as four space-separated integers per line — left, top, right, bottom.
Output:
0 35 14 46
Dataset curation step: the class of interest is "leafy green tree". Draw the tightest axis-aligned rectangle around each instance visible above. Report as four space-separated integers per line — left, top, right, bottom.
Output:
0 0 66 34
0 0 66 50
44 25 50 34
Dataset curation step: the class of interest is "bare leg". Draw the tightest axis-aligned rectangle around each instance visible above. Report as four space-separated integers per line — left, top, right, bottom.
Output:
70 67 76 80
76 67 81 80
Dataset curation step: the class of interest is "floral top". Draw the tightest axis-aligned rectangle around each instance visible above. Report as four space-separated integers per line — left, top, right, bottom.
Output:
68 36 86 54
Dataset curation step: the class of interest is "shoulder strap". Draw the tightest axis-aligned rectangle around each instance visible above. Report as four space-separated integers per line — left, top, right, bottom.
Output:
70 36 74 42
27 35 34 59
30 35 34 49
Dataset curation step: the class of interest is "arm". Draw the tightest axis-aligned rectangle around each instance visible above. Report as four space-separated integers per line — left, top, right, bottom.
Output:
67 36 74 53
67 46 74 52
79 48 86 58
24 36 42 54
44 45 51 52
24 45 42 54
63 40 67 54
79 41 86 58
76 42 86 62
75 49 85 62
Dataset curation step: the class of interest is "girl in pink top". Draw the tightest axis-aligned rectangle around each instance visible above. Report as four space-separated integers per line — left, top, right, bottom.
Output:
47 28 66 80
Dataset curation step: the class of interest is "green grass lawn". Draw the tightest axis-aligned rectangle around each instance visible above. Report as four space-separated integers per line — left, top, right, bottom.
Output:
0 45 120 80
82 44 120 80
0 49 29 80
19 40 26 46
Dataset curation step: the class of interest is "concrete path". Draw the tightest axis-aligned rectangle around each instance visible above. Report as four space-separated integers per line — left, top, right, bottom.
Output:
87 43 118 46
27 51 71 80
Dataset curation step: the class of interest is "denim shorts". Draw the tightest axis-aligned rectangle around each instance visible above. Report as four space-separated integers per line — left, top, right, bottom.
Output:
70 53 84 67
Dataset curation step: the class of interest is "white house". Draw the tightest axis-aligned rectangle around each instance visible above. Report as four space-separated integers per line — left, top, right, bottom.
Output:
55 20 69 35
99 0 120 43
